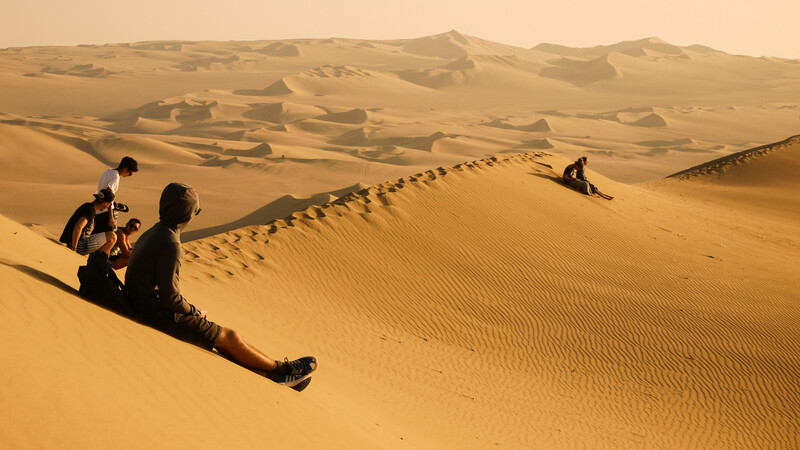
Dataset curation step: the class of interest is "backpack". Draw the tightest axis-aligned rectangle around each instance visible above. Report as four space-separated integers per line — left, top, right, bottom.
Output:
77 250 133 316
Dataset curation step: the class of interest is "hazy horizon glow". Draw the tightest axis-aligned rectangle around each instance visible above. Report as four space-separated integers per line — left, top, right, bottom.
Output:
3 0 799 58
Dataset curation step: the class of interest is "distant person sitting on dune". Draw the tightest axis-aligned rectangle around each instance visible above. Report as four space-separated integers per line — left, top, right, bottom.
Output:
563 157 613 200
59 188 118 255
563 158 593 195
124 183 317 391
108 218 141 270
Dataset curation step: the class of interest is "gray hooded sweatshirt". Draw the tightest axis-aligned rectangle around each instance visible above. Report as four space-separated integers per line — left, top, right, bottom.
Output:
125 183 199 316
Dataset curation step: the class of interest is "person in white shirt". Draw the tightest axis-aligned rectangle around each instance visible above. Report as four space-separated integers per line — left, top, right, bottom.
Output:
93 156 138 235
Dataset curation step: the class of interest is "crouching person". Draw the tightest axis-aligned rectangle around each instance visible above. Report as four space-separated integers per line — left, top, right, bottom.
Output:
124 183 316 391
59 188 118 255
109 218 141 270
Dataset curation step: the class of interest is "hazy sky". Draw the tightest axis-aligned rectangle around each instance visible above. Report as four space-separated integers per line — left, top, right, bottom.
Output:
3 0 799 58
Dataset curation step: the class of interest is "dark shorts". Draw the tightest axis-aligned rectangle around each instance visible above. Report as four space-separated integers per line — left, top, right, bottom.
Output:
142 311 222 350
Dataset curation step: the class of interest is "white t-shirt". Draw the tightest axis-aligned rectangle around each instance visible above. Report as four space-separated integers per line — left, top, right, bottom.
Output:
96 168 120 213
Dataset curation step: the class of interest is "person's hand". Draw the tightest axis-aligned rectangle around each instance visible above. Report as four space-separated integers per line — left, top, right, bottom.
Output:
198 310 208 319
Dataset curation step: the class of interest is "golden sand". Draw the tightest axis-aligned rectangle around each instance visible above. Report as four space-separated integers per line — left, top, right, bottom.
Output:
1 33 799 448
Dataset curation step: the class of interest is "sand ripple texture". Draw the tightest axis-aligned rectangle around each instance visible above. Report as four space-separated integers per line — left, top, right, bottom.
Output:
179 149 800 449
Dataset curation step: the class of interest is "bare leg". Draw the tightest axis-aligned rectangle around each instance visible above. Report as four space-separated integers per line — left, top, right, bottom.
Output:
214 327 279 375
100 232 117 255
110 255 129 270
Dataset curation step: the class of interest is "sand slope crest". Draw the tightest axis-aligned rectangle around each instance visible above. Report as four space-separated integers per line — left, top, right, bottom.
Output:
666 134 800 181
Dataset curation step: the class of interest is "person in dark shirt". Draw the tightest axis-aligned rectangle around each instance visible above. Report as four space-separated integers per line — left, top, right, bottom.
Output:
59 188 118 255
562 156 613 199
125 182 317 391
562 158 593 195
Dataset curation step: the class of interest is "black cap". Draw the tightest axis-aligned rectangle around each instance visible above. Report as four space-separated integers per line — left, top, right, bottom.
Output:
119 156 138 173
94 188 115 203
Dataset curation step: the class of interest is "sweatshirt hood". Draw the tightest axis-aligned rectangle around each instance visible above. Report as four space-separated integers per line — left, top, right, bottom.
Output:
159 183 199 228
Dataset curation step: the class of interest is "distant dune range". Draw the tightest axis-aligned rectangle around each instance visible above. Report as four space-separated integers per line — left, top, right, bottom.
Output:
1 32 800 448
2 35 799 234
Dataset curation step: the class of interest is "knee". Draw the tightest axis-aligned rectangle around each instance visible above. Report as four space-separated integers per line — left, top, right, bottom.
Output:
215 327 242 349
107 232 117 244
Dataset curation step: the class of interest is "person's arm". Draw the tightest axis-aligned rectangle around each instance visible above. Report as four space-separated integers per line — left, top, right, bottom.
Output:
71 217 88 250
563 165 575 181
155 242 199 315
115 229 132 257
108 203 116 228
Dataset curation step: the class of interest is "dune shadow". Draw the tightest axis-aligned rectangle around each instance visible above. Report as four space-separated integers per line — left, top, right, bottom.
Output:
0 257 137 319
0 258 235 364
0 259 78 296
529 172 567 186
183 183 366 242
529 172 590 195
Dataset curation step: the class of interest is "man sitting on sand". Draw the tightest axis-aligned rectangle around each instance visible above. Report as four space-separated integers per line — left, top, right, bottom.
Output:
124 182 317 391
563 158 593 195
59 188 118 255
108 218 141 270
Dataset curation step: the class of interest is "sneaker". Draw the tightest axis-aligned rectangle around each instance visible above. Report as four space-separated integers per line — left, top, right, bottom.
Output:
290 377 312 392
269 356 317 391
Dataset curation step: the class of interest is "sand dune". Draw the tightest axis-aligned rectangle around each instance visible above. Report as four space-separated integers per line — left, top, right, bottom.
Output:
515 137 555 149
635 137 694 147
329 127 458 151
653 134 800 222
256 42 301 57
396 54 549 89
182 183 366 241
4 147 798 447
517 118 552 132
627 112 669 127
116 97 219 123
223 142 273 157
0 123 100 183
540 54 621 85
39 63 110 78
315 108 369 124
91 136 205 165
243 102 327 124
482 117 552 132
534 37 690 58
402 32 468 59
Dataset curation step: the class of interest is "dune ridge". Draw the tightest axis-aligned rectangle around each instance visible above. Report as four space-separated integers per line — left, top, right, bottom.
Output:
651 135 800 223
666 134 800 179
